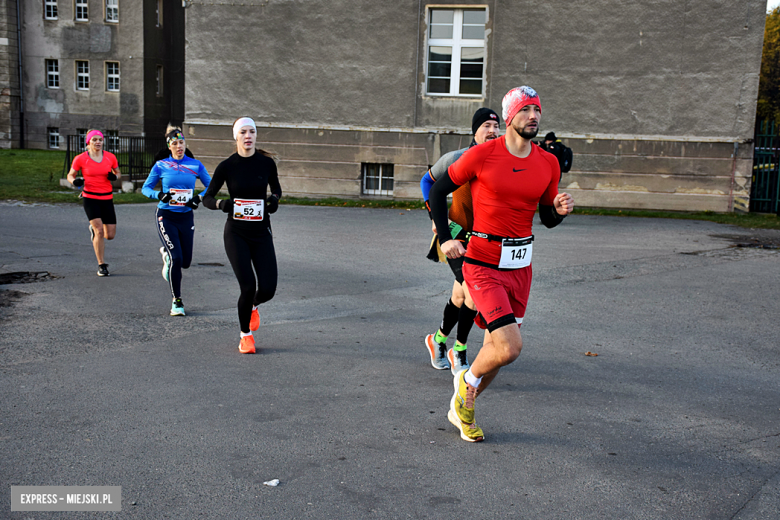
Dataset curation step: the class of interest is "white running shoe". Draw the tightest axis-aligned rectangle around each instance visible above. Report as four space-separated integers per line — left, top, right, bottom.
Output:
424 334 450 370
447 348 469 376
160 247 170 281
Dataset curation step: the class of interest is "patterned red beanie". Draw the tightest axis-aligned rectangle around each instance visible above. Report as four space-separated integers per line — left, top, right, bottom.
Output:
502 86 541 125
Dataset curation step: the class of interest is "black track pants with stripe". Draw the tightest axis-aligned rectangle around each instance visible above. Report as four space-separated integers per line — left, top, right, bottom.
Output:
156 208 194 299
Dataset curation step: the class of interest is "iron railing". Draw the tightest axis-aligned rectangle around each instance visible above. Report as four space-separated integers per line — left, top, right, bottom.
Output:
751 120 779 214
62 135 166 182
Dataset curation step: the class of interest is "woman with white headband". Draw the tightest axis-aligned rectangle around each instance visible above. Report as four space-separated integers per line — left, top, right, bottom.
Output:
203 116 282 354
142 126 212 317
66 129 122 277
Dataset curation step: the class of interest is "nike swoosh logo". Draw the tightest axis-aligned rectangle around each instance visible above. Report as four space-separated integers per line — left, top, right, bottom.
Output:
513 168 526 172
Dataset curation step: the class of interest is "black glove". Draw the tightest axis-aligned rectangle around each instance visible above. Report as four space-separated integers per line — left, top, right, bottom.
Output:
107 173 117 181
218 199 234 213
72 177 84 187
266 194 279 214
158 191 173 203
185 194 201 210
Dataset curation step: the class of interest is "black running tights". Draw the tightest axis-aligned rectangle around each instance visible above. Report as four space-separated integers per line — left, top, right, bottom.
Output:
223 224 277 333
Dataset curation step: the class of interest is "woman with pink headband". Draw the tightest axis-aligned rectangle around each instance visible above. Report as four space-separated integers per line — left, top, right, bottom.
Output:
67 129 122 277
203 116 282 354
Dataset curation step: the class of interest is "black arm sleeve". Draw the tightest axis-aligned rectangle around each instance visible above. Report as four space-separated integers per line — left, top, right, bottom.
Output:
429 171 461 244
539 204 566 229
202 163 226 210
268 160 282 199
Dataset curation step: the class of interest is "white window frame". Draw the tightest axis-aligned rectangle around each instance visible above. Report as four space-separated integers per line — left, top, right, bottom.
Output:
77 128 88 147
105 0 118 23
75 0 88 21
44 0 58 20
46 59 60 88
48 128 60 149
425 7 487 98
76 60 89 90
156 65 163 96
362 163 394 196
106 61 120 91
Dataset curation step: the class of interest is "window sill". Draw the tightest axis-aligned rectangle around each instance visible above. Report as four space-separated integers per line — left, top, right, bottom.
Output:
423 93 484 99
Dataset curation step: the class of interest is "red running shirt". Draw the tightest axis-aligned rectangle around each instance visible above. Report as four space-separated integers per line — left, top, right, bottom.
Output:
448 136 560 265
71 151 118 200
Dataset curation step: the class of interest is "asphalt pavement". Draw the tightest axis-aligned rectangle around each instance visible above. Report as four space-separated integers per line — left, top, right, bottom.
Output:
1 200 779 519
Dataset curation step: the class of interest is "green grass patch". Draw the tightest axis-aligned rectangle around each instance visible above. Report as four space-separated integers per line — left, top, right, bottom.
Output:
0 149 150 204
571 207 780 230
280 196 426 210
2 149 778 229
279 199 779 229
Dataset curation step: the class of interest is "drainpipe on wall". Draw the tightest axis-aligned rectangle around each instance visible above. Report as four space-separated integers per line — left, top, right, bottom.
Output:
413 0 421 129
729 142 738 212
15 0 24 148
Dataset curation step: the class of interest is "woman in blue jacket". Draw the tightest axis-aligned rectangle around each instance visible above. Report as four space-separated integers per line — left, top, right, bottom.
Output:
142 127 211 316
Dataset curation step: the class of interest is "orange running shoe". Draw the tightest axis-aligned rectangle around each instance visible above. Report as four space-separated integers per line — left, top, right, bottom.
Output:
249 308 260 331
238 335 256 354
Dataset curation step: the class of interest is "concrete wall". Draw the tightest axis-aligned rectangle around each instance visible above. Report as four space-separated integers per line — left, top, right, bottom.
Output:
0 0 21 148
183 0 767 211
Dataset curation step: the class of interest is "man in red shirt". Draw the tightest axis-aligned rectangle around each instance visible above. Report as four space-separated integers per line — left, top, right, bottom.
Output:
429 86 574 442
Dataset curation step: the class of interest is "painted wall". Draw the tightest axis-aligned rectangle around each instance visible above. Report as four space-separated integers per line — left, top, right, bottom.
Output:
183 0 767 211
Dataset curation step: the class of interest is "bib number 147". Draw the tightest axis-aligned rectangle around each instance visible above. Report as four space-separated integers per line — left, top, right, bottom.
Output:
498 236 533 269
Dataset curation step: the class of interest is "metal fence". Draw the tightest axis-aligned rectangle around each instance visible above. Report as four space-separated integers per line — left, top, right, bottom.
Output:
751 120 779 214
62 135 166 182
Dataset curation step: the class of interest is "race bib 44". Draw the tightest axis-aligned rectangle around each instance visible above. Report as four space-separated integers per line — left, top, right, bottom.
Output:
169 188 193 207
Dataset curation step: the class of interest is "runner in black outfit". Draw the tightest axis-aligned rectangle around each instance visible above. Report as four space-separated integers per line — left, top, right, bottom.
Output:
202 117 282 354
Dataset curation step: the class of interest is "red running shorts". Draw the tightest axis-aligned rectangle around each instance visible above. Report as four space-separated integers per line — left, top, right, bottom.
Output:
463 262 532 332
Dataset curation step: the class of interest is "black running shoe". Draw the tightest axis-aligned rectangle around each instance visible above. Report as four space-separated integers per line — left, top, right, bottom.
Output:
97 264 110 277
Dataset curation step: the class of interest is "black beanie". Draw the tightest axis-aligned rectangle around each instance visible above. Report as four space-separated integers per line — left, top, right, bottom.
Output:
472 108 500 135
545 132 557 142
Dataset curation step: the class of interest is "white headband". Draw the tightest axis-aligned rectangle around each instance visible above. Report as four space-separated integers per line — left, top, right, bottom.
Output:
232 117 256 140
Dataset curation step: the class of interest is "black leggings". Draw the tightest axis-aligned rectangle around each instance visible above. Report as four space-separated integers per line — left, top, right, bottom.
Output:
223 222 277 333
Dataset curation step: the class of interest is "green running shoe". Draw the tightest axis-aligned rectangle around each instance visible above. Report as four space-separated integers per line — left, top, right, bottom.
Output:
448 369 484 442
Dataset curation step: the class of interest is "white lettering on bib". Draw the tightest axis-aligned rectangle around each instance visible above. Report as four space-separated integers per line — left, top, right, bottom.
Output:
233 198 264 221
169 188 193 206
498 236 533 269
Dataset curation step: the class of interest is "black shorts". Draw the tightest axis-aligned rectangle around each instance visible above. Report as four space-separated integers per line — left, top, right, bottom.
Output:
83 197 117 225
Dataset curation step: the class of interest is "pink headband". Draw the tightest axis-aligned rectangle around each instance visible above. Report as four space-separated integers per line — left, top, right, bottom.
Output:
502 86 541 126
85 130 103 146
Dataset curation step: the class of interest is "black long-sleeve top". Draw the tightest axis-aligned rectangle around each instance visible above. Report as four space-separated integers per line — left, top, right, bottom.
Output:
202 152 282 232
